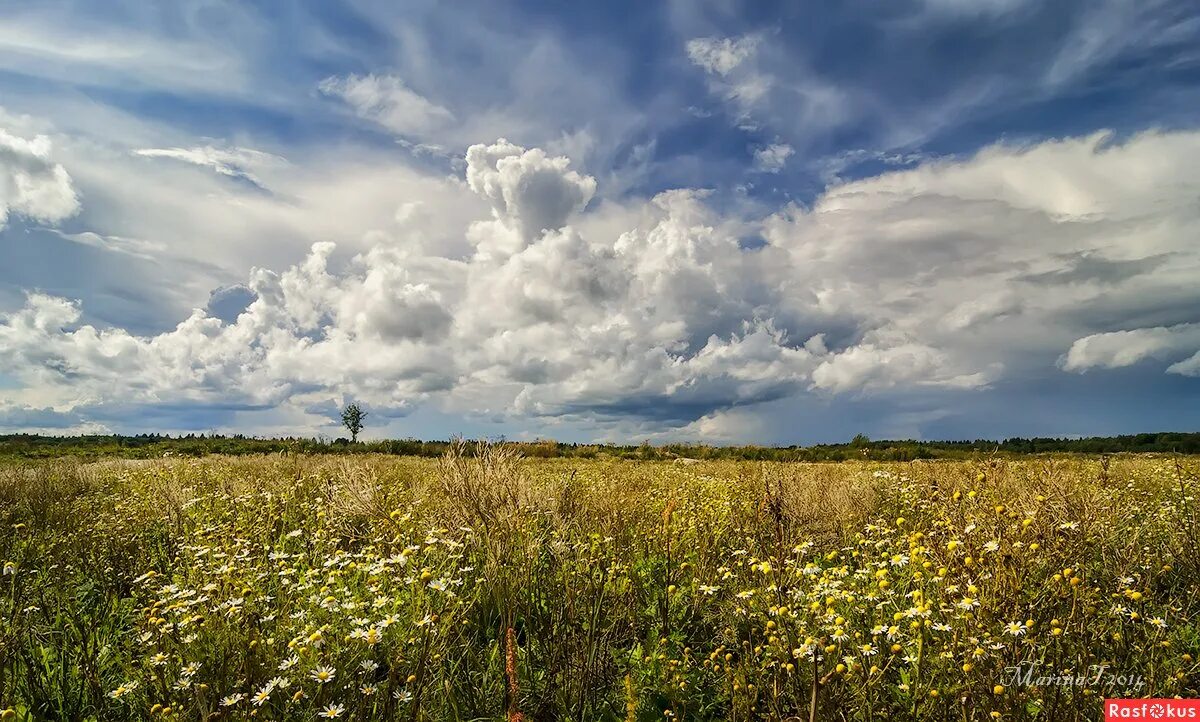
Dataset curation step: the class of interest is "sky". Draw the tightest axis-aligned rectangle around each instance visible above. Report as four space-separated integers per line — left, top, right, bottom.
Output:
1 0 1199 444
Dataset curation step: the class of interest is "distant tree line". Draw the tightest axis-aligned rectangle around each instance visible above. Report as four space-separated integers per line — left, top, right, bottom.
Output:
1 431 1198 461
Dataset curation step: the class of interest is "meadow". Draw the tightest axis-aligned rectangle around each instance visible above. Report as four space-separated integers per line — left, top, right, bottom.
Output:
0 445 1196 721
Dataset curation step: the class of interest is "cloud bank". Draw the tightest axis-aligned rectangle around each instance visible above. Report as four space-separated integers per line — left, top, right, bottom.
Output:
3 128 1200 435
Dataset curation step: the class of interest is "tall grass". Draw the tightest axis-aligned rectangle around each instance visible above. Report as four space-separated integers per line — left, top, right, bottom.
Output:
0 451 1195 720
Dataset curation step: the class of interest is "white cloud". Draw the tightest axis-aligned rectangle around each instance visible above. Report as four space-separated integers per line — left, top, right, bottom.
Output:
319 74 454 139
1168 351 1200 377
0 13 251 97
686 36 758 76
764 128 1200 389
1041 0 1190 90
464 138 597 250
0 128 78 229
46 229 165 260
816 130 1197 220
134 146 285 188
1062 324 1200 373
812 342 993 393
4 128 1200 431
685 34 852 143
753 143 793 173
25 116 487 326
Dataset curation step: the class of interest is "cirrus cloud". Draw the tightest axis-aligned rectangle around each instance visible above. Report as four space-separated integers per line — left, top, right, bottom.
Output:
319 73 455 140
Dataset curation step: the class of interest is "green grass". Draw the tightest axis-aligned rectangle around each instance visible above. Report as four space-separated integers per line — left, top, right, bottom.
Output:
0 448 1197 720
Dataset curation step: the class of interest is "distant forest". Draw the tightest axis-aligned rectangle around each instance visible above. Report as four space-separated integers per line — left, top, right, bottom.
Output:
2 431 1199 461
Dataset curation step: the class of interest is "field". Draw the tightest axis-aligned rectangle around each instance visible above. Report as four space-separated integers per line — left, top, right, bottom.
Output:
0 447 1197 721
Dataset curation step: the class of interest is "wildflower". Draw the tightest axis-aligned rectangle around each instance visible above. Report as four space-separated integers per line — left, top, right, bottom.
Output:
310 666 336 684
318 703 346 718
221 693 245 707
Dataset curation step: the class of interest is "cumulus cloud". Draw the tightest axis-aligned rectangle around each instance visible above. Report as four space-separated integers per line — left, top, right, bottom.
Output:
319 74 454 139
3 129 1200 431
0 247 457 411
0 128 79 229
764 128 1200 389
205 284 258 323
464 139 597 250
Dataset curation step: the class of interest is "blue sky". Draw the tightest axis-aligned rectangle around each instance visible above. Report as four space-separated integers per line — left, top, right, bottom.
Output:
1 0 1199 443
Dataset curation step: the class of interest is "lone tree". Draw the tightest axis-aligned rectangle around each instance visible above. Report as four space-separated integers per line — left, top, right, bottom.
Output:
341 403 367 443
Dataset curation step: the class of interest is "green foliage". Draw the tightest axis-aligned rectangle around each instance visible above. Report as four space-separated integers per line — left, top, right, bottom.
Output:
3 431 1200 463
340 404 367 443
